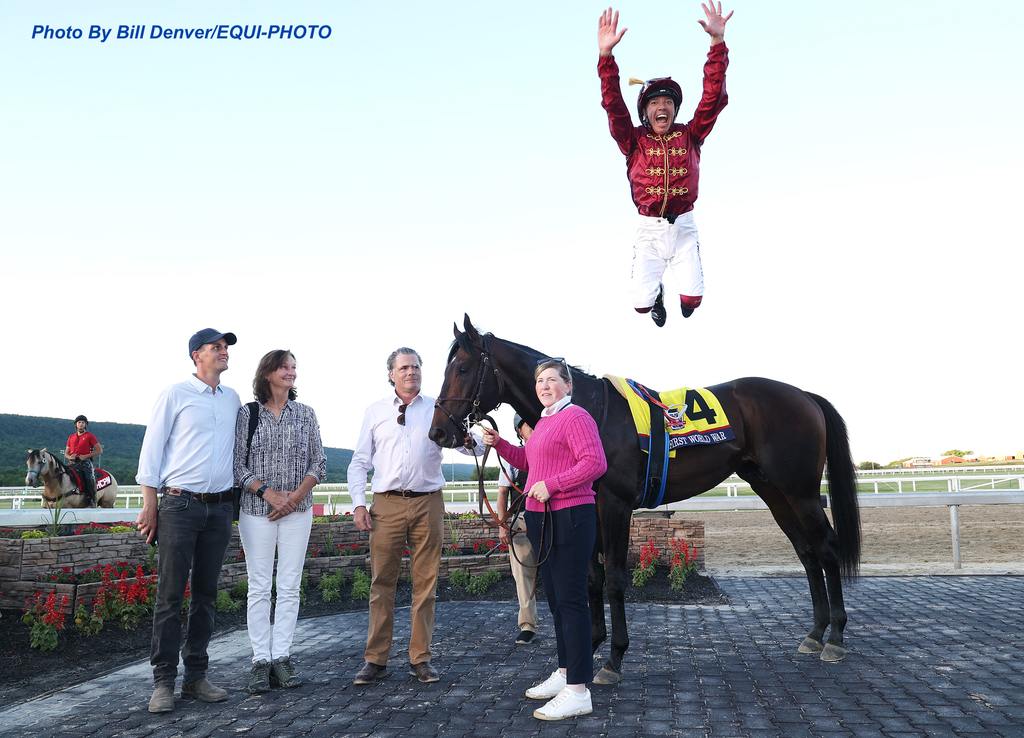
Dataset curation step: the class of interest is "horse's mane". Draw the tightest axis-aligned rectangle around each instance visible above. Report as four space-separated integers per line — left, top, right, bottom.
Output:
30 448 70 476
447 331 598 381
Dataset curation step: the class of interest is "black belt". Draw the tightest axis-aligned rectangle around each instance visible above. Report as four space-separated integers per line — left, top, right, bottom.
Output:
657 207 692 224
379 489 440 498
162 487 234 503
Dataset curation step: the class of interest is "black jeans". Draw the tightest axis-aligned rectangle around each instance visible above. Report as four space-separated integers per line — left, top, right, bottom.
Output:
526 504 596 685
150 493 233 685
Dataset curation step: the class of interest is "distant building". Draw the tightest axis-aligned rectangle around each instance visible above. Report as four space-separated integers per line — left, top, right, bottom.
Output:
902 457 933 468
939 456 966 465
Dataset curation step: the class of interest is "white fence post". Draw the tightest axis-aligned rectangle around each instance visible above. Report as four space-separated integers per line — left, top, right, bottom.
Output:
949 504 961 570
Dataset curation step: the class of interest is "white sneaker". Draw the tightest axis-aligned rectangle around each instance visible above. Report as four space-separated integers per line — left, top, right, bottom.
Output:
533 687 593 721
524 669 567 700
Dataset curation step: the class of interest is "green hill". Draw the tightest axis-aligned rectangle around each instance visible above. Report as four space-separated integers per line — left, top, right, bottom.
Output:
0 414 478 487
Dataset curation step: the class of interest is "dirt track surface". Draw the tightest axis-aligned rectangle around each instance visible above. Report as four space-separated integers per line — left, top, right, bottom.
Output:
681 504 1024 575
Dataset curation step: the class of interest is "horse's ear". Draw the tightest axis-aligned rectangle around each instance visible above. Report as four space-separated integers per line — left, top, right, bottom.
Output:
453 322 462 340
463 314 480 341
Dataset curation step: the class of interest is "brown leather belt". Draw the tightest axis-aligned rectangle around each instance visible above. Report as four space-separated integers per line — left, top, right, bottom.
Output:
162 487 234 503
379 489 441 498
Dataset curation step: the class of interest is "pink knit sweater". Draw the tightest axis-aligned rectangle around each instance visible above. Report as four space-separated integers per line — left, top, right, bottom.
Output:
495 404 607 512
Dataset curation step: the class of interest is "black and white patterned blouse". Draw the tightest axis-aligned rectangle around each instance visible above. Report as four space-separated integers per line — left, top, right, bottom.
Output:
233 400 327 517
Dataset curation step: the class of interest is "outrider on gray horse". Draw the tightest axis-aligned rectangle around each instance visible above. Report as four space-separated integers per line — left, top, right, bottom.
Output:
430 316 861 683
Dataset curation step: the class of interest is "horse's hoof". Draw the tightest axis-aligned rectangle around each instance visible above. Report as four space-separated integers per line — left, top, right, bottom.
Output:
592 667 622 685
797 636 824 654
820 643 847 662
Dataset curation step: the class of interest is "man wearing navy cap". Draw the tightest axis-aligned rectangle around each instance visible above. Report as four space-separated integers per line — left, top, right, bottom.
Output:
136 328 241 713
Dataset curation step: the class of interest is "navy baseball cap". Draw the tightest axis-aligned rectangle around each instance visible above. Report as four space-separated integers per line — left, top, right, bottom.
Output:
188 328 237 357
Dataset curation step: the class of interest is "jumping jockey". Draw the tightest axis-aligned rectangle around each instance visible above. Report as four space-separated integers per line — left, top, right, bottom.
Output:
598 3 732 326
65 414 101 505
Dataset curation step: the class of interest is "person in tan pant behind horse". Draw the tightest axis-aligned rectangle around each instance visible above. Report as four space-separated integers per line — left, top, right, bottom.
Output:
346 347 483 685
497 415 539 645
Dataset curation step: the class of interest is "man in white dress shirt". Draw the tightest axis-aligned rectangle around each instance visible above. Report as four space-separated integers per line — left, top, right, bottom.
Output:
348 347 479 685
135 328 241 713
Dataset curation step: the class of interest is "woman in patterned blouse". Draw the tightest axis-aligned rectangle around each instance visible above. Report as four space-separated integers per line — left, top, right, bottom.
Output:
234 349 327 694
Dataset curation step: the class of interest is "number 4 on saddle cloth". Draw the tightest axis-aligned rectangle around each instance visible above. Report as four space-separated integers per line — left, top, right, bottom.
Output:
605 375 735 509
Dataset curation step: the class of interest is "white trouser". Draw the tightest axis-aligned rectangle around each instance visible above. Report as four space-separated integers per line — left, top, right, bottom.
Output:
238 507 313 662
630 211 703 309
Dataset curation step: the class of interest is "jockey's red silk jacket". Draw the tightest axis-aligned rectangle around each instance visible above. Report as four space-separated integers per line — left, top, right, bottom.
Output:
599 43 729 218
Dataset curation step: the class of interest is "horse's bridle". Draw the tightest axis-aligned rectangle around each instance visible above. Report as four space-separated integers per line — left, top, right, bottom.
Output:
434 333 506 443
26 460 44 487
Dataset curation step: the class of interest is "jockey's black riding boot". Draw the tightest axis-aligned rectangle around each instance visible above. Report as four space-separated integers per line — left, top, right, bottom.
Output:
83 466 96 506
650 285 667 328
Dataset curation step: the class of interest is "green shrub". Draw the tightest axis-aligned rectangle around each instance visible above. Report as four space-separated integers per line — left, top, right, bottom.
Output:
319 570 345 603
73 603 104 636
350 569 371 600
215 589 242 613
21 530 46 539
108 525 135 533
230 578 249 600
448 569 471 589
466 570 501 595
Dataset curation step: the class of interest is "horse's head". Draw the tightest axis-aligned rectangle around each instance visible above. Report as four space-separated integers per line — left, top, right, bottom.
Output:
25 448 52 487
430 315 506 448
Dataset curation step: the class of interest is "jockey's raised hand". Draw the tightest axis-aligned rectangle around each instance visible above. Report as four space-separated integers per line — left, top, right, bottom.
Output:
698 1 733 44
598 7 627 57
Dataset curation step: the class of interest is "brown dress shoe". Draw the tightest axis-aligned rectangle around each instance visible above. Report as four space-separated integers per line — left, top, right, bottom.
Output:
408 661 440 683
148 683 175 713
181 677 228 702
352 661 388 685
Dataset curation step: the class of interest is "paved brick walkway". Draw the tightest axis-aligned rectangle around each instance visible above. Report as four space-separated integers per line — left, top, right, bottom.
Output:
1 577 1022 737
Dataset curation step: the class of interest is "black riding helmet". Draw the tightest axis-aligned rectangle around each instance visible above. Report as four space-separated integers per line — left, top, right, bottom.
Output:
513 414 527 437
633 76 683 128
74 415 88 426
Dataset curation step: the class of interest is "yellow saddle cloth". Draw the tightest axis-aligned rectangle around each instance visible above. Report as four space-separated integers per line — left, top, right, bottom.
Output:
605 375 735 457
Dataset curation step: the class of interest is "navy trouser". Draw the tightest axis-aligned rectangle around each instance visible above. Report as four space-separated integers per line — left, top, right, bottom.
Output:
150 494 233 685
526 504 596 685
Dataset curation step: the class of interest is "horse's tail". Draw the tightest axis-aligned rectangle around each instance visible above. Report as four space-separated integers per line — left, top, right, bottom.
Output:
808 392 861 579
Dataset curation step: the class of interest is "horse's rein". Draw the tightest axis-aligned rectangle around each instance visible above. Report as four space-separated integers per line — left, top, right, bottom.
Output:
466 416 552 570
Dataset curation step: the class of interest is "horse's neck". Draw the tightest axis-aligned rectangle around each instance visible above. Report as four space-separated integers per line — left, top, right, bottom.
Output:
497 340 606 422
44 458 74 493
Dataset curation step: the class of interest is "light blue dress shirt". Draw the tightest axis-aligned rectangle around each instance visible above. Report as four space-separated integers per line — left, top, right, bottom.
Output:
136 374 241 492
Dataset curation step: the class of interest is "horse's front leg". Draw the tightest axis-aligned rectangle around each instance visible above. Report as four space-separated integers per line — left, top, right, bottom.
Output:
593 502 631 685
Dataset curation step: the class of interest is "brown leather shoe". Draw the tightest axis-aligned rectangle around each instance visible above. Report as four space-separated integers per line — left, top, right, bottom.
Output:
181 677 228 702
148 683 175 713
408 661 440 683
352 661 388 685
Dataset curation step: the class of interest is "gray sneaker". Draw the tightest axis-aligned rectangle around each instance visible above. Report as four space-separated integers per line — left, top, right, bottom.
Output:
270 657 301 689
148 683 174 713
247 660 271 694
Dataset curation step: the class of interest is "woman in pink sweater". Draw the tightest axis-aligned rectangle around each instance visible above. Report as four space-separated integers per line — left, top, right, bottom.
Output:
483 359 607 721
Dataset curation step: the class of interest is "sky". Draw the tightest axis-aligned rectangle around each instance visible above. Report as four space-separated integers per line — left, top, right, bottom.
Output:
2 1 1022 467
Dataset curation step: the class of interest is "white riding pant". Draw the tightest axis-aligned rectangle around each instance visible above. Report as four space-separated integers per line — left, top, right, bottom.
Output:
630 211 704 309
238 508 313 662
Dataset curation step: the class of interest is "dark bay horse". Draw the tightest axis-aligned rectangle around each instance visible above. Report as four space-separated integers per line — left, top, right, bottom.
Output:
429 316 861 682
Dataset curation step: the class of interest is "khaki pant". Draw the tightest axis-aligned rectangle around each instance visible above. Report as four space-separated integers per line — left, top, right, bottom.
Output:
508 516 538 631
365 491 443 665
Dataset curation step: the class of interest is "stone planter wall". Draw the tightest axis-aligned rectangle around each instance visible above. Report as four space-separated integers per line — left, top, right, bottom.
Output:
0 513 705 612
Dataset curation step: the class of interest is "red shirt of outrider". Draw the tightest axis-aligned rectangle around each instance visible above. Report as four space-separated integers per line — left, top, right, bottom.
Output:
598 43 729 218
66 431 99 457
